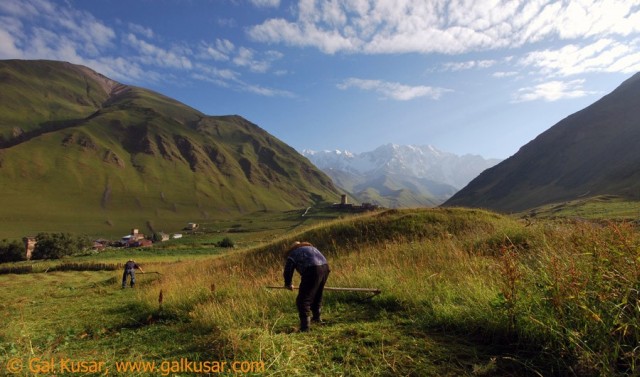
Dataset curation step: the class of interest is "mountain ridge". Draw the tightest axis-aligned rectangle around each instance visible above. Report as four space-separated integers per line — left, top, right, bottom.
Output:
444 72 640 212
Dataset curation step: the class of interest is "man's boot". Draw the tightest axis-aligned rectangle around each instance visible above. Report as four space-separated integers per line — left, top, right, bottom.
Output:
311 309 324 324
299 314 310 332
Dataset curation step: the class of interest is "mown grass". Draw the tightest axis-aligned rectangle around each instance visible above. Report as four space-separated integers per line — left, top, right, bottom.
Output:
2 207 639 376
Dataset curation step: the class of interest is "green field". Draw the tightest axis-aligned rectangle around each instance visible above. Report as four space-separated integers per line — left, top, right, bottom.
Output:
1 206 639 376
522 195 640 221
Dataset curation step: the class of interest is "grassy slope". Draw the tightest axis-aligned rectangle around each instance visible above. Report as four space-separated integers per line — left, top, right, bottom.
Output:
521 195 640 220
0 60 108 138
6 207 638 375
0 61 338 240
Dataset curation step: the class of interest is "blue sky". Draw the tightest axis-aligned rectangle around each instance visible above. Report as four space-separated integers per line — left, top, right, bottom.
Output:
1 0 639 159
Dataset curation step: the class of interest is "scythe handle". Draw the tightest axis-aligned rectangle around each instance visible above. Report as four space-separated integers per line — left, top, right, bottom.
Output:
266 286 381 294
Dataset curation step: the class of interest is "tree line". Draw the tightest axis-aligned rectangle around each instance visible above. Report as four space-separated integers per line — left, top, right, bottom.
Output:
0 233 92 263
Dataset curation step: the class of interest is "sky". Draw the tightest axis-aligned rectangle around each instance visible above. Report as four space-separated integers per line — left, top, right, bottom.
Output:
1 0 640 159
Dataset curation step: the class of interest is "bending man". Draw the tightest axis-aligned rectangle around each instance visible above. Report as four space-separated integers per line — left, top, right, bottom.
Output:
122 259 145 288
283 241 330 332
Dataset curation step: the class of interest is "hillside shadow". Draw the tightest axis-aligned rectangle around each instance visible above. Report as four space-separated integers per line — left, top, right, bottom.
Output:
0 112 100 149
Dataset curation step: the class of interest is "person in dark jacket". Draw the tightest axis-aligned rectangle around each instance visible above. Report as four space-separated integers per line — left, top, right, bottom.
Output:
122 259 144 288
283 241 330 332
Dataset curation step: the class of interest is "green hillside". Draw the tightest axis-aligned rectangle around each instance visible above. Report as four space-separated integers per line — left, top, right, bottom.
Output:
0 60 113 138
0 60 338 239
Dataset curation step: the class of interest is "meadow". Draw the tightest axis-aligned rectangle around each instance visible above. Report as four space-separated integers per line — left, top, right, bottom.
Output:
1 206 639 376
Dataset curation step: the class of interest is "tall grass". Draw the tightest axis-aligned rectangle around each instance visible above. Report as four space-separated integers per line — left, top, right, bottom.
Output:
136 208 640 375
513 221 640 375
137 208 525 374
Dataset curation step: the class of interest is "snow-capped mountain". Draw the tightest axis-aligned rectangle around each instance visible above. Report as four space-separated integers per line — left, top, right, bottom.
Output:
302 144 501 207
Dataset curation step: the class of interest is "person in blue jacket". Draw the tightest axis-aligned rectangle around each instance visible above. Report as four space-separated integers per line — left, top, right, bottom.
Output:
283 241 330 332
122 259 145 288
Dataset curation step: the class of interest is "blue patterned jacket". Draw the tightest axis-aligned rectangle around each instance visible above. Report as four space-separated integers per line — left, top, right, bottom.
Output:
284 245 328 286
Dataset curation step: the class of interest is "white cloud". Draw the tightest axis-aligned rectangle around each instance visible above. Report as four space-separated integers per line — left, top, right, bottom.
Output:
195 63 240 81
129 23 154 39
520 38 640 76
250 18 356 54
0 0 292 97
493 71 518 78
0 0 41 18
242 83 294 97
192 63 293 97
0 0 128 71
82 20 116 49
338 78 450 100
217 39 235 55
233 47 263 72
126 33 193 70
50 2 116 55
0 30 20 58
250 0 281 8
0 18 23 58
248 0 640 60
513 79 593 102
201 39 235 61
200 40 282 73
217 18 237 28
442 59 496 71
608 51 640 73
203 45 229 61
191 73 232 88
232 47 283 73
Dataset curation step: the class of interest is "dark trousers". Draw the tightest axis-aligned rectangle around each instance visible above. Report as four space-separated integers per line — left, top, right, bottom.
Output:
296 264 330 322
122 269 136 287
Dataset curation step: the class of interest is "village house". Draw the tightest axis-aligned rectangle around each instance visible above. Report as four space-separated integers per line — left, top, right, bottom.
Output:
121 228 146 247
158 232 170 242
184 222 199 231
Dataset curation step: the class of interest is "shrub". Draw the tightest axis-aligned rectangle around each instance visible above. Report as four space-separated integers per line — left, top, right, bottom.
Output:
0 239 26 263
31 233 92 260
217 237 235 248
